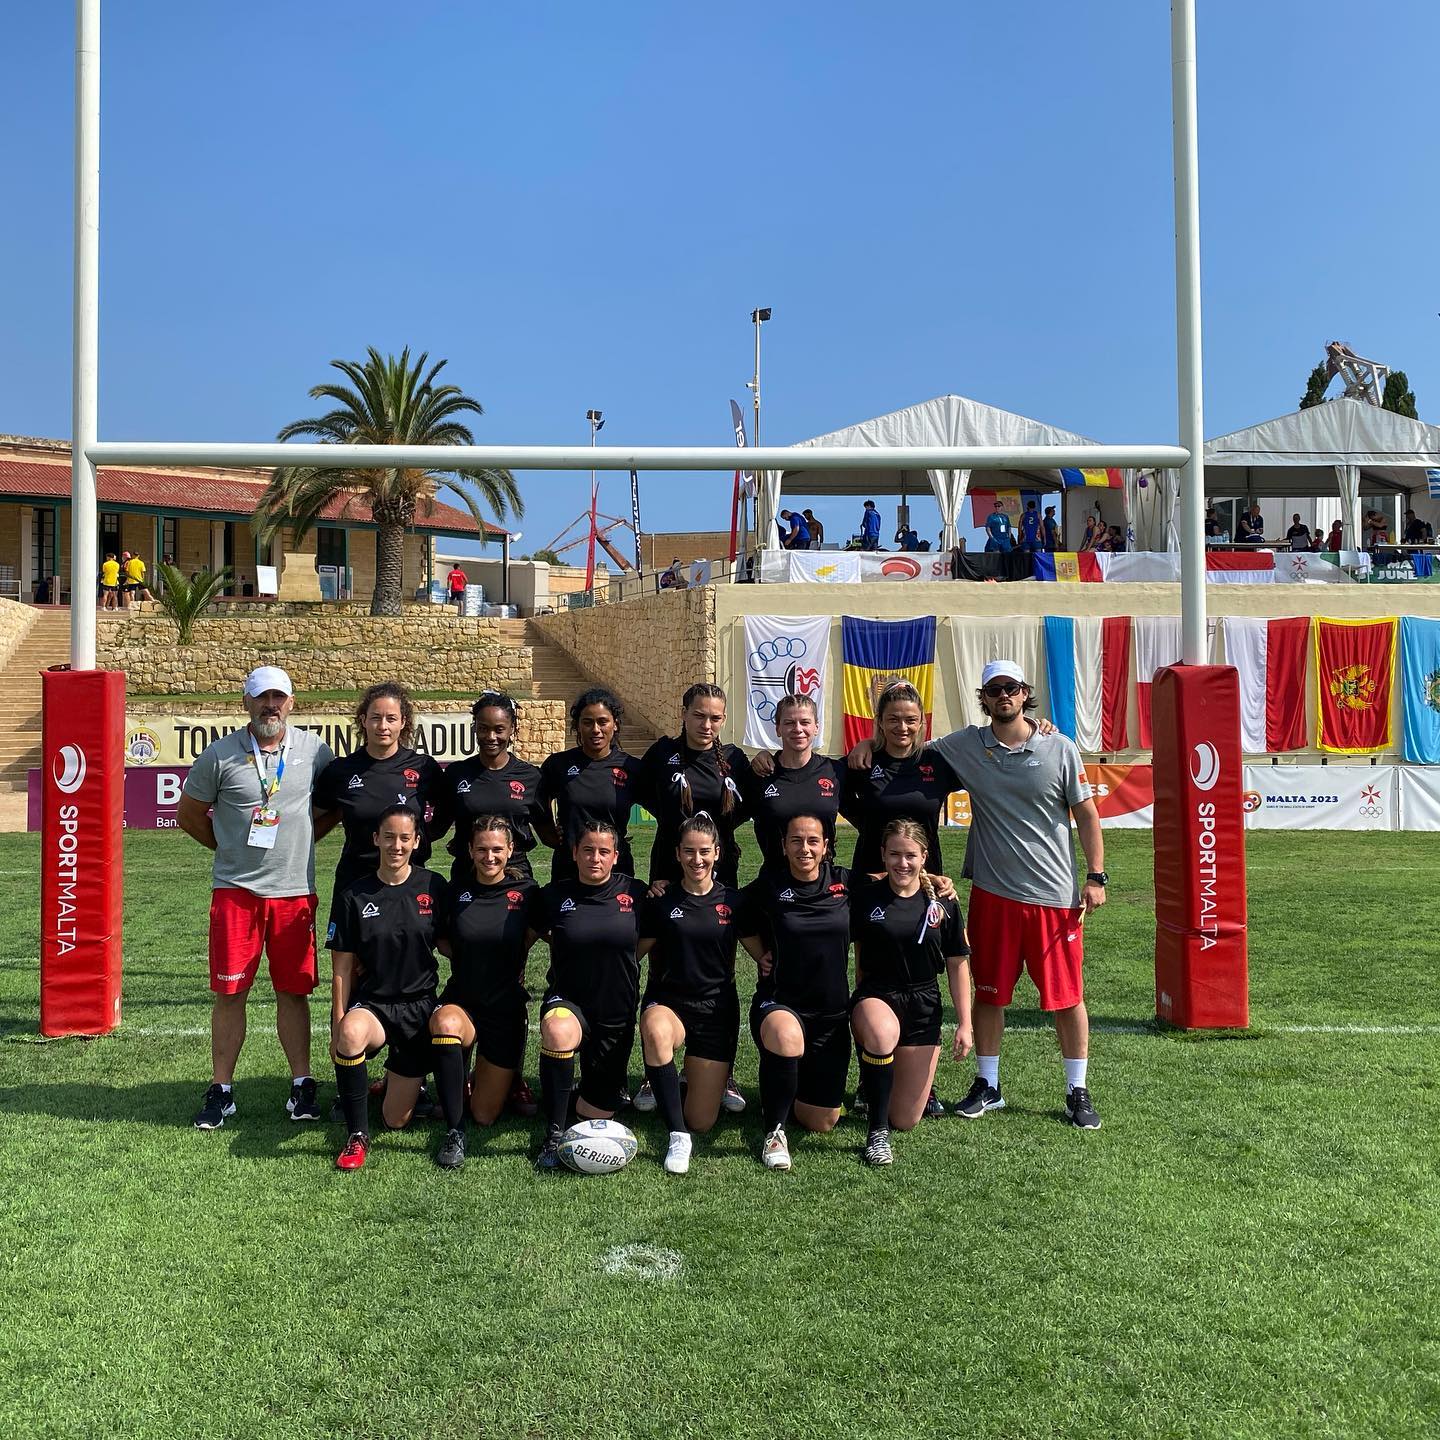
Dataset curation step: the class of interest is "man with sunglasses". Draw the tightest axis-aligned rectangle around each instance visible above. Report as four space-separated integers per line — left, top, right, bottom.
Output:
927 660 1106 1130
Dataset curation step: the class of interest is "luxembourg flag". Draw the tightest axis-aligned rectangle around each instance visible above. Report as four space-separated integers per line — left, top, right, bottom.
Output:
1133 617 1219 748
1043 615 1131 751
1221 617 1310 753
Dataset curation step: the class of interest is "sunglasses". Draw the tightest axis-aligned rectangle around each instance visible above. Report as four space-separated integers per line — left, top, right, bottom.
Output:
981 681 1024 699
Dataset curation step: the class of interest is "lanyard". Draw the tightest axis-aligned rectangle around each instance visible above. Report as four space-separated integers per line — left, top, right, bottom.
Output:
248 728 290 805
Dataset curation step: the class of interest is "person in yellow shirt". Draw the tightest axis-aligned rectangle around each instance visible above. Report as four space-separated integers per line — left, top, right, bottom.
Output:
123 551 154 604
99 554 121 610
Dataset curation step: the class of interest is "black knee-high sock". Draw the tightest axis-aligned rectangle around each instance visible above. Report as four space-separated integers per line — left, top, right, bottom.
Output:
645 1060 686 1134
538 1046 576 1138
759 1049 799 1133
334 1051 370 1136
431 1034 466 1130
859 1048 896 1133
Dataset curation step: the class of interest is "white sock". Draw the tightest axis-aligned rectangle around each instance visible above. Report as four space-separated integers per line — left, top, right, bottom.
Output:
977 1055 1000 1089
293 1075 312 1086
1063 1057 1088 1093
217 1083 232 1094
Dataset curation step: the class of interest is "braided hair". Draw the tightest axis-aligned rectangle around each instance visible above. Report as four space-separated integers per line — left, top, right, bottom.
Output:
473 689 520 734
680 682 736 818
881 817 936 904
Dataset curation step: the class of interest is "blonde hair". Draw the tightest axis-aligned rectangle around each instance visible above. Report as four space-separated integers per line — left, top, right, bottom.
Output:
880 818 935 904
874 680 925 758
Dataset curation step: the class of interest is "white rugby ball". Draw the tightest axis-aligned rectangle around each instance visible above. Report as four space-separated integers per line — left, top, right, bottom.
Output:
558 1119 638 1174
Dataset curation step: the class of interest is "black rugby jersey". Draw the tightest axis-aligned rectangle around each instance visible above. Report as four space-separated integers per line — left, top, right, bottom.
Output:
739 752 844 870
330 867 448 1004
443 754 547 879
538 746 643 878
527 873 647 1026
638 883 741 1000
637 736 751 884
738 862 853 1016
444 874 537 1003
850 877 968 989
842 747 960 878
314 748 448 893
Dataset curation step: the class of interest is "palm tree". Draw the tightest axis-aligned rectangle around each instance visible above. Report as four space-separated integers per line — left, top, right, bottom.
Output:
155 563 232 645
254 347 522 615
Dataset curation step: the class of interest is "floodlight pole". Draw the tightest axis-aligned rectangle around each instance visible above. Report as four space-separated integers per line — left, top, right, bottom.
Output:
72 0 100 669
1172 0 1206 664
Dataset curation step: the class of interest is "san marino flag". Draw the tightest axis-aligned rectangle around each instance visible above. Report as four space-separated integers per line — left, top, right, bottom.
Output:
840 616 936 749
1400 617 1440 763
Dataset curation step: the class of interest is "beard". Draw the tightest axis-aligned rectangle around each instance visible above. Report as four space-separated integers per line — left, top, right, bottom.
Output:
251 714 284 740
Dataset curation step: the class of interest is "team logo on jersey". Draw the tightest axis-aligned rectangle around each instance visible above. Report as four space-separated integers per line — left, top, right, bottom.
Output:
817 777 835 797
360 902 381 919
347 773 364 790
919 764 935 782
616 893 635 913
416 893 433 916
828 883 847 896
456 779 472 794
668 753 682 766
611 766 628 786
870 906 886 921
566 765 580 777
669 906 685 920
509 780 526 798
457 891 473 903
560 898 577 913
714 903 731 925
763 783 780 798
870 765 886 780
403 768 420 788
778 888 795 902
506 889 524 910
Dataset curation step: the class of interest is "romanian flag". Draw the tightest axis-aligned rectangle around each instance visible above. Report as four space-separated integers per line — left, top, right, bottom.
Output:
1315 617 1397 754
1059 467 1124 489
840 615 937 749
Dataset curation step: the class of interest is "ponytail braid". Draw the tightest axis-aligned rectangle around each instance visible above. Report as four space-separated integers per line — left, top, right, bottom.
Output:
712 736 736 817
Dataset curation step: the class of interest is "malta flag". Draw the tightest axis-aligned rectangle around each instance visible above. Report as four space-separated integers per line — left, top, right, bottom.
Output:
840 616 936 749
1133 617 1219 748
1222 617 1310 753
1315 617 1397 754
1042 614 1130 752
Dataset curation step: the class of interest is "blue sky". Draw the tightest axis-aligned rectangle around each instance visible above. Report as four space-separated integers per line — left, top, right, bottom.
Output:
3 2 1437 556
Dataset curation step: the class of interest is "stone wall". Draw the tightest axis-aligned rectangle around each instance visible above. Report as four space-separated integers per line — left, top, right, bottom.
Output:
98 609 537 696
0 597 37 668
534 585 716 735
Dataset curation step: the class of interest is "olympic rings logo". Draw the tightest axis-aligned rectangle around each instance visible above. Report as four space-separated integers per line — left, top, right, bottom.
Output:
748 635 809 671
1358 806 1384 819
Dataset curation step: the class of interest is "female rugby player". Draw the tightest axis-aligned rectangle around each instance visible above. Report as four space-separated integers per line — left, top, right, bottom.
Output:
427 816 540 1170
329 806 449 1170
737 813 854 1171
637 683 750 886
527 820 648 1172
635 814 743 1175
538 688 644 883
442 691 553 882
741 692 845 870
849 819 972 1166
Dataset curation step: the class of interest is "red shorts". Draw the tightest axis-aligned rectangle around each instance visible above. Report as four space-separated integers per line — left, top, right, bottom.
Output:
967 884 1084 1012
208 888 319 996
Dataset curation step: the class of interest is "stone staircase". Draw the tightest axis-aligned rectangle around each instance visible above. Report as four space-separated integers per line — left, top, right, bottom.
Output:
0 610 76 791
494 618 660 756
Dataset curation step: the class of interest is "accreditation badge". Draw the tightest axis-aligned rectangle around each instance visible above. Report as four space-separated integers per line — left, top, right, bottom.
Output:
247 806 281 849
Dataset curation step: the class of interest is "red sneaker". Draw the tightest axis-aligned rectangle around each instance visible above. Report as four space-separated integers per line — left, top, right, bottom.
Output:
336 1132 369 1170
508 1075 538 1117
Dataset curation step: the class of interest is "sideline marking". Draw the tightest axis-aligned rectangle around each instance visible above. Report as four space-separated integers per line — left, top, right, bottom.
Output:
601 1244 682 1281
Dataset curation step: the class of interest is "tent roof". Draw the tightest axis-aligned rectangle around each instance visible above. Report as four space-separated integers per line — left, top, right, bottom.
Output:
1203 396 1440 497
781 393 1102 497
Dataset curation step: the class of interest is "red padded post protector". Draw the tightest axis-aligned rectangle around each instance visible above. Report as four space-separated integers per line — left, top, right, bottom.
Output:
1151 664 1248 1029
40 668 125 1036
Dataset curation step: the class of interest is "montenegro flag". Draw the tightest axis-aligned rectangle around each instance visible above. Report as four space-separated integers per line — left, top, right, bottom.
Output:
840 616 937 749
1315 616 1397 754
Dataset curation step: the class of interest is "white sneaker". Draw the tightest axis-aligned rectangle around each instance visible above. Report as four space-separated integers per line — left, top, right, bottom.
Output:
663 1130 692 1175
632 1080 657 1113
761 1126 791 1171
720 1074 746 1114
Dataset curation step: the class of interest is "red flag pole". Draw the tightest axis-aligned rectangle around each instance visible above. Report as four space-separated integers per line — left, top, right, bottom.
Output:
584 474 599 593
728 470 740 563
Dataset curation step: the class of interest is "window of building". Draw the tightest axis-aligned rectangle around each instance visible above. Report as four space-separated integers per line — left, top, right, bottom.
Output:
315 528 346 569
100 511 121 560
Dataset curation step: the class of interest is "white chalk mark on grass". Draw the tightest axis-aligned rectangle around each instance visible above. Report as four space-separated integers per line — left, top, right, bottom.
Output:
601 1244 683 1281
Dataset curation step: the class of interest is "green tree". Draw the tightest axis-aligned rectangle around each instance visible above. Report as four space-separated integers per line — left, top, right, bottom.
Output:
1382 370 1418 418
530 548 564 565
255 348 522 616
154 563 231 645
1299 362 1330 409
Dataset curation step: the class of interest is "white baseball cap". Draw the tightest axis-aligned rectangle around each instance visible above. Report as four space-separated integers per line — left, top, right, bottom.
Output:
243 665 294 698
980 659 1027 687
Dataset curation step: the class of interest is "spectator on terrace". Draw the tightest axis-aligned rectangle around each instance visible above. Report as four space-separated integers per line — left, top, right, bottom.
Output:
780 510 811 551
983 501 1014 554
802 509 825 548
1078 515 1100 553
1043 506 1060 552
859 500 883 551
1284 514 1312 551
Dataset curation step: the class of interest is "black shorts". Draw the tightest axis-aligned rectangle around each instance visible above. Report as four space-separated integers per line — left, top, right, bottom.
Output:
540 994 636 1113
750 998 852 1110
850 981 943 1048
438 984 529 1072
642 986 740 1066
349 995 436 1078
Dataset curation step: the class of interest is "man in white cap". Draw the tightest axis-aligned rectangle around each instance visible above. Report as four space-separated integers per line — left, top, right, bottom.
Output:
177 666 334 1129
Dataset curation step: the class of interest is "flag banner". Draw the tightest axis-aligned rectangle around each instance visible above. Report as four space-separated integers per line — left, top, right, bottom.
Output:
1273 552 1354 584
758 551 862 583
1059 467 1123 489
841 616 936 750
1399 616 1440 763
1222 617 1310 753
1200 551 1275 584
950 617 1046 727
1085 763 1155 828
1241 764 1395 831
1133 617 1219 748
1397 767 1440 829
1315 617 1397 753
629 469 643 569
1427 469 1440 499
1033 552 1102 582
968 489 1035 526
742 615 831 750
1042 614 1129 752
1033 552 1277 583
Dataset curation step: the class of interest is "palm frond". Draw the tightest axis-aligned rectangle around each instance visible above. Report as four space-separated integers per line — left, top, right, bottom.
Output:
155 563 232 644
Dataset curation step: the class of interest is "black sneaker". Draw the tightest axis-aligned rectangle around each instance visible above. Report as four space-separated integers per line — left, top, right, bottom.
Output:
954 1077 1005 1120
193 1083 236 1130
435 1128 466 1170
851 1090 867 1118
923 1086 946 1119
286 1077 321 1122
534 1135 564 1174
412 1084 437 1121
1065 1086 1101 1130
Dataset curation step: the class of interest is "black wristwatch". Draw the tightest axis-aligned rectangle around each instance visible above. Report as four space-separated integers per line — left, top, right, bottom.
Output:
1086 871 1109 887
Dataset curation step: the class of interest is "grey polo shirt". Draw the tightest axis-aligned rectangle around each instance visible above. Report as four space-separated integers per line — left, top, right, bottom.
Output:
183 725 333 898
928 723 1092 909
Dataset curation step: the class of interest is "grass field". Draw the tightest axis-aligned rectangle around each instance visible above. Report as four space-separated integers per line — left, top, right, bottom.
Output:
1 827 1437 1439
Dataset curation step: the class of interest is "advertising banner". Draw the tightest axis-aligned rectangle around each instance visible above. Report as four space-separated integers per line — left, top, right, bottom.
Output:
1240 764 1396 831
1396 767 1440 831
1085 763 1154 828
29 766 188 833
741 615 831 750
